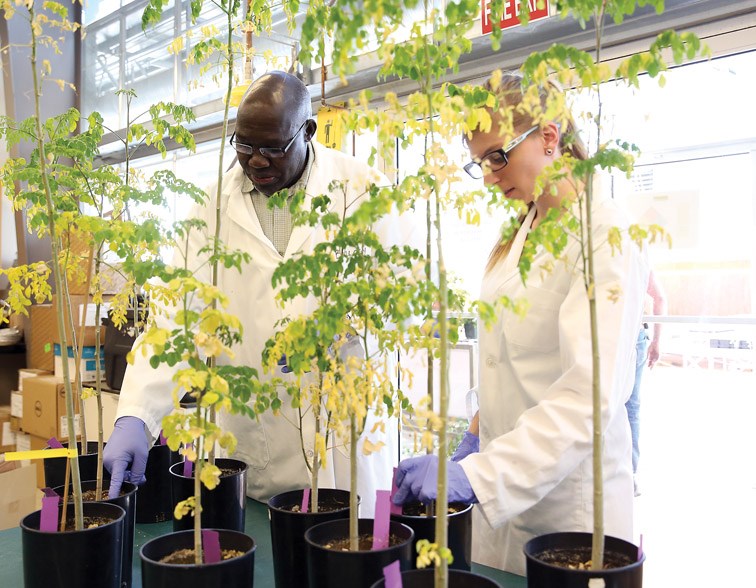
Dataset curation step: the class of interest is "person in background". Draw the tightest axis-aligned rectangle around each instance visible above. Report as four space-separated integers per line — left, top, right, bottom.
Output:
627 269 667 496
391 71 648 576
103 71 408 516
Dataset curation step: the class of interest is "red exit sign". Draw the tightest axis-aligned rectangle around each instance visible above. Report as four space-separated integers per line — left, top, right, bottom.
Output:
481 0 551 35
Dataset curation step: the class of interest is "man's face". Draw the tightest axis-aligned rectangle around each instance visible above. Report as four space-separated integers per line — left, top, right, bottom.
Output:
232 107 314 196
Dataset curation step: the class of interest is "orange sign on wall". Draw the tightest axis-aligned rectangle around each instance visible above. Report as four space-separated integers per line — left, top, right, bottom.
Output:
481 0 551 35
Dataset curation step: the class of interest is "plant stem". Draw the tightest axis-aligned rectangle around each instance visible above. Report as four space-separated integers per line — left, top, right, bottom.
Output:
589 4 606 571
349 413 358 551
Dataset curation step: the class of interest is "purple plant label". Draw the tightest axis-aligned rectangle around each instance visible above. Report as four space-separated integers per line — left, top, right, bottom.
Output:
40 495 59 532
202 530 222 564
183 442 193 477
372 489 391 550
42 487 59 498
301 487 310 513
382 560 402 588
47 437 64 449
390 467 402 515
159 431 167 445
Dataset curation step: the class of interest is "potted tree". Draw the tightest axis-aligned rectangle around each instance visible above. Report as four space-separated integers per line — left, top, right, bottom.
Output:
263 177 425 587
0 2 126 586
468 2 706 585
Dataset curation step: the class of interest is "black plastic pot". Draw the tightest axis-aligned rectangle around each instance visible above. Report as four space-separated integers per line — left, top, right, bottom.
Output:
170 457 248 532
53 480 138 588
391 501 473 571
136 441 182 524
463 320 478 340
305 518 414 588
102 303 144 391
21 501 125 588
371 568 502 587
524 532 644 588
44 441 103 489
268 488 352 588
140 528 255 588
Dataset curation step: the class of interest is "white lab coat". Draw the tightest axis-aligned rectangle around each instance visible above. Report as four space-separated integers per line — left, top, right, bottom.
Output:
115 141 408 516
460 192 648 575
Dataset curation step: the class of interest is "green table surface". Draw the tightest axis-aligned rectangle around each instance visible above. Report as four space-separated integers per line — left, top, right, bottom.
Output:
0 498 526 587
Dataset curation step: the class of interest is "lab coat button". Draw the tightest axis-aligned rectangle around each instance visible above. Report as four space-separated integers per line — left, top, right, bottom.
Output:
485 356 495 368
306 449 314 458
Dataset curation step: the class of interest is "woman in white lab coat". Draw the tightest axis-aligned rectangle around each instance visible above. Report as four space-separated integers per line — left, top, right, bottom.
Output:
392 72 648 575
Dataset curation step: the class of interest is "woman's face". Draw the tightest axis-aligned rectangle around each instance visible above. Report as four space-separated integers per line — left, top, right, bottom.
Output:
466 116 549 205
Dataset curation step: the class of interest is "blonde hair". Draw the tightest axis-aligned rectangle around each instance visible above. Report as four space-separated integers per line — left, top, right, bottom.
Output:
482 71 588 273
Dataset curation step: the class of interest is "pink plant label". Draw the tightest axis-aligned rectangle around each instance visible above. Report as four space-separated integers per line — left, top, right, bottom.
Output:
159 431 167 445
382 560 402 588
389 467 402 515
47 437 64 449
40 495 59 532
372 489 391 550
201 530 222 564
301 488 310 513
42 487 59 498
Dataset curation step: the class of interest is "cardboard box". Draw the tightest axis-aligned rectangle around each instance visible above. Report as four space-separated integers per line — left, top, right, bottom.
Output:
0 406 15 452
0 463 39 531
18 368 52 391
9 415 21 433
54 344 105 383
29 434 47 488
83 390 120 442
20 376 80 441
27 298 107 371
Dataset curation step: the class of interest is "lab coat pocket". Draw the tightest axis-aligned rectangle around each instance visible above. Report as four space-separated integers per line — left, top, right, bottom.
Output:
504 286 563 352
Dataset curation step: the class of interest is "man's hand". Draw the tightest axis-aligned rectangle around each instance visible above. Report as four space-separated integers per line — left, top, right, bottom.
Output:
451 431 480 462
103 416 149 499
392 454 477 505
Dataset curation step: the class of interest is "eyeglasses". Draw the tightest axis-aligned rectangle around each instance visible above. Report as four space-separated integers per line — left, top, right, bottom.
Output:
463 125 539 179
229 120 308 158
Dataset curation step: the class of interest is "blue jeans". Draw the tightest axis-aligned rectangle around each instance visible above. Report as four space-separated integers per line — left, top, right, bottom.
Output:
626 328 649 474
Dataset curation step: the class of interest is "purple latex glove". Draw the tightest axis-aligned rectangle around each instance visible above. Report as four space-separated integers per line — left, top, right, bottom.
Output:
392 454 477 505
451 431 479 462
103 416 149 499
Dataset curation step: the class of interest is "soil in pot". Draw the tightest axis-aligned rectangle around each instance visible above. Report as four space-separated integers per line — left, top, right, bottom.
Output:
524 532 644 588
535 546 635 570
159 547 246 564
323 532 408 551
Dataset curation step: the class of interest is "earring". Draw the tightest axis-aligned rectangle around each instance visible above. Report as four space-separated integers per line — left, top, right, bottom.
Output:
545 148 553 155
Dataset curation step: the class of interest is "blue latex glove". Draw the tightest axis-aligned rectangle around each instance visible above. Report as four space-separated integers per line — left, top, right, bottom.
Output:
451 431 479 462
392 454 477 505
103 416 149 499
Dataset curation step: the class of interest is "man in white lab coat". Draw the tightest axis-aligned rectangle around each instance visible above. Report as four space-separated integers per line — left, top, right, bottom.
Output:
103 71 400 516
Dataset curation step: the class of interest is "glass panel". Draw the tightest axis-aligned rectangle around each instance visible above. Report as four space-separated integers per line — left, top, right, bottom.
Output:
81 19 121 128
